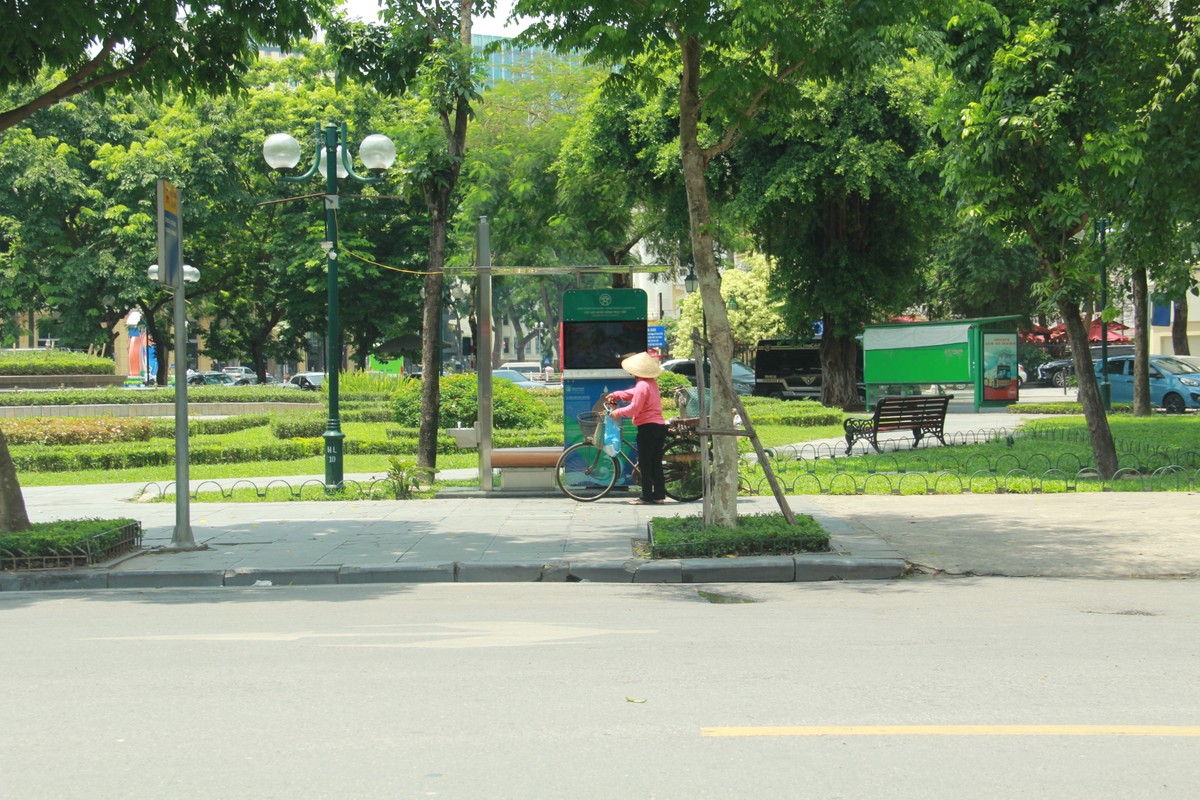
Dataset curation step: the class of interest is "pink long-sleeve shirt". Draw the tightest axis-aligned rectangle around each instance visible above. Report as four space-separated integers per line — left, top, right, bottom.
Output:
608 378 666 426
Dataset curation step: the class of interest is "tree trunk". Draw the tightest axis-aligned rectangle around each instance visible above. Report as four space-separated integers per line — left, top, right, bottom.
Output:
415 1 474 469
0 429 31 533
679 34 737 528
820 322 862 411
1059 298 1118 478
1131 266 1151 416
1172 299 1190 355
417 198 448 470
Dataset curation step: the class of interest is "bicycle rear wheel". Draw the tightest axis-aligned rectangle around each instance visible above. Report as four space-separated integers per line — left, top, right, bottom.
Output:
556 442 619 501
662 436 703 502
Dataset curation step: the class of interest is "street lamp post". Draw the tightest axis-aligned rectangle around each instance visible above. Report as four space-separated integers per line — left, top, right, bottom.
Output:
263 123 396 489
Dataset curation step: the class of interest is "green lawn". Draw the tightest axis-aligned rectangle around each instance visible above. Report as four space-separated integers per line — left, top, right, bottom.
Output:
11 397 1195 495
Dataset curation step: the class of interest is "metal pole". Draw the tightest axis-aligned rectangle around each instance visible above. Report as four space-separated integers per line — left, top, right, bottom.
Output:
171 271 194 547
1097 217 1111 412
322 122 345 489
477 217 494 493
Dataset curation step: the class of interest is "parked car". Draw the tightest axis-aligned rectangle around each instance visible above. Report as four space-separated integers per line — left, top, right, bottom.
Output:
1095 355 1200 412
1036 345 1135 387
660 358 756 396
491 368 562 391
222 366 254 379
233 373 278 385
283 372 325 391
188 371 236 386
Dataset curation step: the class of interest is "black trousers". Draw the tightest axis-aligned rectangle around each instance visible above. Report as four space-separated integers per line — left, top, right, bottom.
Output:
636 422 669 501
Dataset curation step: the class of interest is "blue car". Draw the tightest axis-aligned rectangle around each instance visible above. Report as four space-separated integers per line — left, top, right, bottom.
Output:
1095 355 1200 412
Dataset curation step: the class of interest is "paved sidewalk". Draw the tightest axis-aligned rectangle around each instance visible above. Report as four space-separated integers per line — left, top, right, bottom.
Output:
4 401 1198 589
4 481 905 589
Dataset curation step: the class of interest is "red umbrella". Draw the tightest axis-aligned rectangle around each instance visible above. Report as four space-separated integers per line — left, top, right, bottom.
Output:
1086 319 1131 342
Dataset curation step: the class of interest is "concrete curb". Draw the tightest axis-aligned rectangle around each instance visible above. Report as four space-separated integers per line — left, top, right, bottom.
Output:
0 556 906 592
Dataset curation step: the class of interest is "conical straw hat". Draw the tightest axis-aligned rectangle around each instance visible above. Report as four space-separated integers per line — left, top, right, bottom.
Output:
620 351 663 379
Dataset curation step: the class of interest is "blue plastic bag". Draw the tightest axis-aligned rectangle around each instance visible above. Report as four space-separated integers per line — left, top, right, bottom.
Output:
603 413 621 456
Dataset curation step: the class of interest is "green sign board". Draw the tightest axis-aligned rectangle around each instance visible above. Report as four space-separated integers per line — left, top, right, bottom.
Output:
562 289 647 322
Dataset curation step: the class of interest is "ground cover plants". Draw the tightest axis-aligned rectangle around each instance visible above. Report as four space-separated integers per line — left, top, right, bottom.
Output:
0 518 141 569
743 416 1200 495
648 512 830 558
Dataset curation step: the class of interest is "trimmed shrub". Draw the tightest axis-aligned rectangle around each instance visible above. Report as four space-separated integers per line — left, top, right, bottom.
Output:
655 370 692 400
0 417 155 445
393 373 549 429
272 413 327 439
0 350 116 376
342 405 395 423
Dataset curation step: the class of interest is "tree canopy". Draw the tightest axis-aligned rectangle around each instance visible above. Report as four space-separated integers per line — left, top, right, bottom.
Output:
0 0 336 131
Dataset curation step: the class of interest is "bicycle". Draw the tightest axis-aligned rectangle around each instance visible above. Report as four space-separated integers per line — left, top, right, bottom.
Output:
555 406 704 502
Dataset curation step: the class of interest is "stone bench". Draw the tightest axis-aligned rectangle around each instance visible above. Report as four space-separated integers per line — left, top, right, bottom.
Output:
490 447 563 490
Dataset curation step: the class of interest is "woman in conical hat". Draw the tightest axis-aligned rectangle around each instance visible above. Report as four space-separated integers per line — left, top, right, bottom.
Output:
607 352 668 504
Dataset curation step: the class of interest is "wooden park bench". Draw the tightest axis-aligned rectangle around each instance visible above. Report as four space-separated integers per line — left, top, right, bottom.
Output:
842 395 953 454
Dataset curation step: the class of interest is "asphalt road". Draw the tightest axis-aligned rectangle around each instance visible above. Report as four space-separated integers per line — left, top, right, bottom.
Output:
2 578 1198 799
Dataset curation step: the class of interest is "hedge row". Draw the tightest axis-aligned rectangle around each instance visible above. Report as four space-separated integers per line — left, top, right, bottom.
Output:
0 417 156 445
0 351 116 376
0 414 275 445
385 426 562 449
147 414 271 438
1007 402 1132 415
0 386 321 406
9 440 320 472
752 410 843 427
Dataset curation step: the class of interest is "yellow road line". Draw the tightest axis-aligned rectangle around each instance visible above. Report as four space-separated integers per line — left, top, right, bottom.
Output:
702 725 1200 738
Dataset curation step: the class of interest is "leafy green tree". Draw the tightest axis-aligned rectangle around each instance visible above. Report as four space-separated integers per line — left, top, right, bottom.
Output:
449 53 606 367
672 254 784 360
329 0 495 469
0 0 336 132
517 0 932 525
0 88 164 357
923 223 1044 323
1115 6 1200 409
732 65 945 409
937 0 1172 473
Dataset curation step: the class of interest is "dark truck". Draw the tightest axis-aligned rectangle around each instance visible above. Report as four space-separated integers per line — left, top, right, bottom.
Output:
753 340 824 400
753 339 865 401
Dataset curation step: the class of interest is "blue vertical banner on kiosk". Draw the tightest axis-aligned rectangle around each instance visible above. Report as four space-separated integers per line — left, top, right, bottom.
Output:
561 289 649 486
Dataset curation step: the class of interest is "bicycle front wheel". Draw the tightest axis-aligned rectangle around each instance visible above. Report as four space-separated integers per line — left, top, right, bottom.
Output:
662 436 703 502
556 442 619 501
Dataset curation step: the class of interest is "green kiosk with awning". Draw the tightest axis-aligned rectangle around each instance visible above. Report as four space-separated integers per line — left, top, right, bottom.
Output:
862 316 1022 412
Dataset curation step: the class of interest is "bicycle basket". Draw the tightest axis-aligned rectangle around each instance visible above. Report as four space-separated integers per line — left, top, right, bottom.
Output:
576 411 605 444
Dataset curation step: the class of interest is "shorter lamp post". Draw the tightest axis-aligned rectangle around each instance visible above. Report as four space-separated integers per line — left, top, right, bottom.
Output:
263 123 396 489
148 262 200 548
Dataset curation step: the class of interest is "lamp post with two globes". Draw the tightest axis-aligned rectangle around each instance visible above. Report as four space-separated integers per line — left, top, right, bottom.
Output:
262 123 396 489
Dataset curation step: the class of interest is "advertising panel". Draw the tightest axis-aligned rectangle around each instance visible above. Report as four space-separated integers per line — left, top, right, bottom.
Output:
982 332 1019 401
